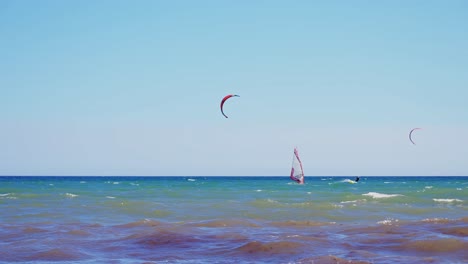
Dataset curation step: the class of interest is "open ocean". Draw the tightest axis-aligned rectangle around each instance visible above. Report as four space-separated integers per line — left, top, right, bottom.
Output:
0 176 466 263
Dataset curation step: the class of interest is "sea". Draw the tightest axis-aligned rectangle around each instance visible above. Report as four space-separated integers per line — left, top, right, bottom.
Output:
0 176 466 264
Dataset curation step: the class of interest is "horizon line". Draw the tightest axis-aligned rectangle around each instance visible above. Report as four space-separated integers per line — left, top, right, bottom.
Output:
1 175 467 177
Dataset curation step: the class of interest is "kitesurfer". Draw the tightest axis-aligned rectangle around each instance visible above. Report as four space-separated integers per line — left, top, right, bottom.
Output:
409 128 422 145
220 94 239 118
355 176 360 183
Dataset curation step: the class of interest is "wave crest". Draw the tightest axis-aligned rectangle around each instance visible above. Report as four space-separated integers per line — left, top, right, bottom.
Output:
363 192 402 198
433 198 463 203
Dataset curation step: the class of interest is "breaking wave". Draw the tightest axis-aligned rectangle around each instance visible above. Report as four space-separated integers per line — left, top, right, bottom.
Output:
363 192 403 199
433 198 463 203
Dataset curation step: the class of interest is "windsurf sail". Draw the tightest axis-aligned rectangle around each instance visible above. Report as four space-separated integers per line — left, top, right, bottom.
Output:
290 147 304 184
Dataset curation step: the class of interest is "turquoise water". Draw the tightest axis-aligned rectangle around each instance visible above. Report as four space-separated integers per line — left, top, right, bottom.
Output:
0 176 467 263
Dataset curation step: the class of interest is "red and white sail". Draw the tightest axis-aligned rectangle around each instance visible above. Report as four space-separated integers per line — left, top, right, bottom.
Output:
290 147 304 184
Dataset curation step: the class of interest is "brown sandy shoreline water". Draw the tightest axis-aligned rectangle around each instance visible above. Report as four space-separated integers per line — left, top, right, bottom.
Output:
0 218 466 263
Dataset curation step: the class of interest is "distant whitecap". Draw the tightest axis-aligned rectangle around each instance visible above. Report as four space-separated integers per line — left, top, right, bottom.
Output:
342 179 356 184
363 192 402 198
340 199 367 204
433 198 463 203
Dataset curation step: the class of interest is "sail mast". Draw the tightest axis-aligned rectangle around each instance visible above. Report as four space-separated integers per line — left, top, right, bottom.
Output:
290 147 304 184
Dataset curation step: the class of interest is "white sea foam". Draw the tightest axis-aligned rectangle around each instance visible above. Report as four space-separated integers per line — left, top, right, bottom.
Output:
256 189 262 192
340 199 367 204
433 198 463 203
187 179 196 182
0 193 10 197
65 193 78 198
424 186 433 189
363 192 402 198
342 179 356 184
422 218 450 223
80 181 86 183
378 218 399 225
106 196 116 199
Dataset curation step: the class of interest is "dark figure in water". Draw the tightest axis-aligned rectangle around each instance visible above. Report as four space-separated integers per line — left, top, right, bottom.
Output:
355 176 360 182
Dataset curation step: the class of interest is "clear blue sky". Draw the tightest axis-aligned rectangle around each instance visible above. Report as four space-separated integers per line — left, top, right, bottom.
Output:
1 0 467 176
